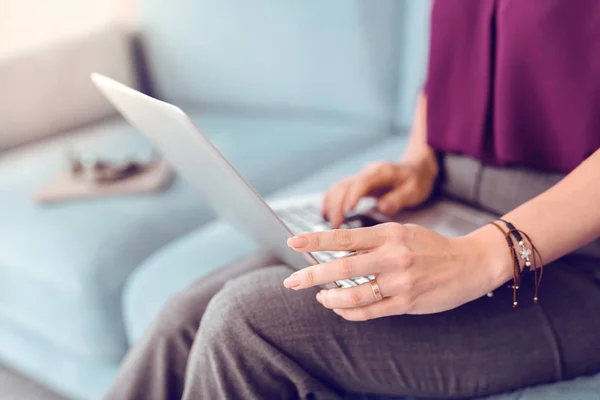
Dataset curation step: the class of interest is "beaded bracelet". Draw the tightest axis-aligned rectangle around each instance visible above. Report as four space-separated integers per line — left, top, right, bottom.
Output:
500 219 532 271
489 221 544 307
489 222 522 307
507 227 544 304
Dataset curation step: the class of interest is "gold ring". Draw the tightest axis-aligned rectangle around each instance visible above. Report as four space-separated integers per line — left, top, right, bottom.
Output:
370 279 383 301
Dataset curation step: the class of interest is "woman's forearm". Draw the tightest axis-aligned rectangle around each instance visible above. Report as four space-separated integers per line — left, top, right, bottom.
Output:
401 94 438 177
503 149 600 261
468 149 600 285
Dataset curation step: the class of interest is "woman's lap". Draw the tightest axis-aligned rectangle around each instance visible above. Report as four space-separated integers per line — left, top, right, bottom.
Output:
106 249 600 399
180 254 600 399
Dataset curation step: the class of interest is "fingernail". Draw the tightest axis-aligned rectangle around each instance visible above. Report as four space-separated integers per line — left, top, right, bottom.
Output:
316 292 323 303
287 236 309 248
283 273 301 289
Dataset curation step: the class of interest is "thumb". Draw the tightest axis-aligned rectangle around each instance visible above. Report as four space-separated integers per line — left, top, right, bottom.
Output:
376 184 414 215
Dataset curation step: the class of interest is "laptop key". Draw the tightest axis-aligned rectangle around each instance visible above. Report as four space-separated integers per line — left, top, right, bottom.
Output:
312 224 330 232
352 276 370 285
329 251 351 259
337 279 357 288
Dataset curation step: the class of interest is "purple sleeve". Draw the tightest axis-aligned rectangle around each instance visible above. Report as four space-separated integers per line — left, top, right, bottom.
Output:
425 0 600 173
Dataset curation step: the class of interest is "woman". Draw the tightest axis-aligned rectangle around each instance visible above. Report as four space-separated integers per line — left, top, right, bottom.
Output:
106 1 600 399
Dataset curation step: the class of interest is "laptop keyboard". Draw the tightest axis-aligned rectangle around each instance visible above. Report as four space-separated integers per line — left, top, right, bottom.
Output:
276 204 375 289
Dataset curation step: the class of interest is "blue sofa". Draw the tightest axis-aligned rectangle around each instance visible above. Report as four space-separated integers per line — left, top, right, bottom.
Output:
0 1 598 399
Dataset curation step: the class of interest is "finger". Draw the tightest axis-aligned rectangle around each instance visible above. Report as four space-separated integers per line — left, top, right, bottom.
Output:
376 183 414 215
321 190 331 218
321 182 340 217
323 180 352 228
332 297 408 321
342 165 401 214
287 226 385 253
316 280 389 309
283 252 380 289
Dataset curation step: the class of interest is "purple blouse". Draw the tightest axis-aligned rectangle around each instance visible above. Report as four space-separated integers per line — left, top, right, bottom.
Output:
426 0 600 173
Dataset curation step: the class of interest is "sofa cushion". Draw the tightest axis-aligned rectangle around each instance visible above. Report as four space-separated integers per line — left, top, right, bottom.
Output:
0 317 117 400
139 0 401 125
362 372 600 400
482 374 600 400
0 23 136 152
392 0 431 130
0 110 386 364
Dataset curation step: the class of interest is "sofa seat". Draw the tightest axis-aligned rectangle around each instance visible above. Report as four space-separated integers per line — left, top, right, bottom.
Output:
122 134 600 400
0 108 386 376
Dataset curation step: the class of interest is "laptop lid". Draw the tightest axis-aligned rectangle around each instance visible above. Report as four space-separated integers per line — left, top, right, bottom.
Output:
91 73 316 270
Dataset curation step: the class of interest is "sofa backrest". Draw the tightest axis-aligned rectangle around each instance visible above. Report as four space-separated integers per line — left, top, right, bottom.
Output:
394 1 431 129
0 24 138 152
138 0 431 132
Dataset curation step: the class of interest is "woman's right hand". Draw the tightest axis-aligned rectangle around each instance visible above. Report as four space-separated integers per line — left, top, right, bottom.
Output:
322 156 439 228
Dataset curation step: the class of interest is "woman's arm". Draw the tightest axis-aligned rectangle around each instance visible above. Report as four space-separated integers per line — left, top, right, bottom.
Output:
401 93 437 172
470 148 600 285
322 93 438 227
283 150 600 320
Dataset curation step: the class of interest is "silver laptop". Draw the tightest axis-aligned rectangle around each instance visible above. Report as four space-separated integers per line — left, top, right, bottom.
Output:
91 73 495 289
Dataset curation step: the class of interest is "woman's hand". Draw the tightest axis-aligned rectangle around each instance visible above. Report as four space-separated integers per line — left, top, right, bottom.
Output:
283 223 513 321
322 157 438 228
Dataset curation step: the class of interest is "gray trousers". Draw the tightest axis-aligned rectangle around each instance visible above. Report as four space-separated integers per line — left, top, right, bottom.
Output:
105 156 600 400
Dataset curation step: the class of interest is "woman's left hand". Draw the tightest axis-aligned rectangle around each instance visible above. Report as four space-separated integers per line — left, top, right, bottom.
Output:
283 223 513 321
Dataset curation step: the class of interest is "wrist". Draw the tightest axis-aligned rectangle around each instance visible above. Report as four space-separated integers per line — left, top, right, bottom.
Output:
401 146 439 180
459 224 515 290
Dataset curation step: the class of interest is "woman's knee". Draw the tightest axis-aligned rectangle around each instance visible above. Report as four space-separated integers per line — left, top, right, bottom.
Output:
198 266 297 347
183 266 314 399
150 284 208 339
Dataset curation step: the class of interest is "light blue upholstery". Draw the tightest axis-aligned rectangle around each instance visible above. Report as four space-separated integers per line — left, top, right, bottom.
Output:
0 318 117 400
140 0 432 131
140 0 402 124
393 1 431 129
484 375 600 400
366 373 600 400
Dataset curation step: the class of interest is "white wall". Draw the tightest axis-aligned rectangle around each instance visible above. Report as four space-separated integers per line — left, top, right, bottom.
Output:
0 0 136 53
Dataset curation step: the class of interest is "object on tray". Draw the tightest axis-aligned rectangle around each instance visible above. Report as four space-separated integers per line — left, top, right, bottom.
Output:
34 152 173 204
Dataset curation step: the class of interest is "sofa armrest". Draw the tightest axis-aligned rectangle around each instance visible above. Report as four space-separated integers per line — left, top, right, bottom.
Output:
0 23 138 152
